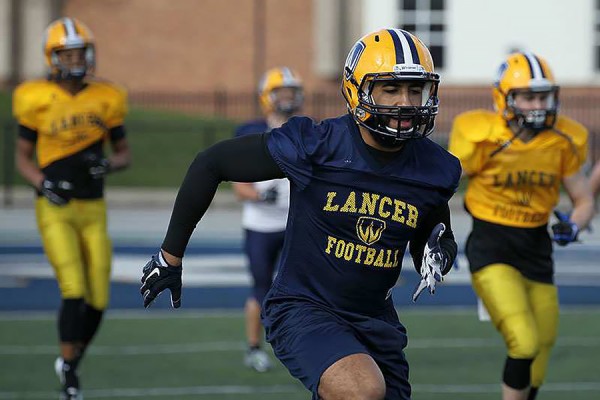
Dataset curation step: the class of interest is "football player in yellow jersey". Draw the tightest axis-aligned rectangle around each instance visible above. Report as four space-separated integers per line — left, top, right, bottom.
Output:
449 52 594 400
12 17 131 400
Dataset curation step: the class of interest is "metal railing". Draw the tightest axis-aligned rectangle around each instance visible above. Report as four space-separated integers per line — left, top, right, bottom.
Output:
2 88 599 206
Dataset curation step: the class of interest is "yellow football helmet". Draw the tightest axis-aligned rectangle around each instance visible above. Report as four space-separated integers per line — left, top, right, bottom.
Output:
493 52 559 132
43 17 95 79
342 28 440 146
258 67 303 115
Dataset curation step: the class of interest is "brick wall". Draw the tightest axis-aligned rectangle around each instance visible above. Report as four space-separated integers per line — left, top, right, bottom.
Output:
63 0 337 92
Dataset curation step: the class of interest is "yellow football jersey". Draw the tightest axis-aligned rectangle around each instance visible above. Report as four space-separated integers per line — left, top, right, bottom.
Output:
12 79 127 168
449 110 588 228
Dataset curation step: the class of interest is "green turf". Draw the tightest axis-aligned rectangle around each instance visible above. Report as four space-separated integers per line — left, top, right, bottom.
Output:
106 107 237 187
0 308 599 399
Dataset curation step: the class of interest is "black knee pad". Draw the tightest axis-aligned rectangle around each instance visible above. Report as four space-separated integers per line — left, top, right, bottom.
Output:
58 298 84 342
503 356 533 389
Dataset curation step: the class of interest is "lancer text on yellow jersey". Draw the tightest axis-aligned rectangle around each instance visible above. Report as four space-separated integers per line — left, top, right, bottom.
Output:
12 79 127 168
449 110 588 228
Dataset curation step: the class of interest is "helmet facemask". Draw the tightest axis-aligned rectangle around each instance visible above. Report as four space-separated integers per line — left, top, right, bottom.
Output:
258 67 303 115
268 86 304 116
354 72 439 147
50 44 95 81
504 85 559 133
493 52 559 134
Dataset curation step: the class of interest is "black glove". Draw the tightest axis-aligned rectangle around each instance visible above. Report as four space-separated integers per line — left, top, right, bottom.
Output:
140 251 182 308
41 179 73 206
258 186 279 204
551 210 579 246
83 153 111 179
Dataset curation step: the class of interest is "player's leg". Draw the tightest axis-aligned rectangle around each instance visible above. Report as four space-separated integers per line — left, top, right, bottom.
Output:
472 263 539 400
243 229 284 371
36 199 85 396
527 279 559 399
319 353 386 400
244 297 262 349
244 229 275 348
353 305 411 399
77 199 112 358
263 298 388 400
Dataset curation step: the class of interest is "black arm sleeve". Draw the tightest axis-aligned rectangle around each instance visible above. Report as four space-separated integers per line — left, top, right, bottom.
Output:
409 203 458 275
162 132 284 257
18 125 37 142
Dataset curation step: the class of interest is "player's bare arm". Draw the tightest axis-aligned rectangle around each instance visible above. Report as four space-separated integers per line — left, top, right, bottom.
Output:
232 182 260 201
107 136 132 172
15 136 44 189
562 170 594 229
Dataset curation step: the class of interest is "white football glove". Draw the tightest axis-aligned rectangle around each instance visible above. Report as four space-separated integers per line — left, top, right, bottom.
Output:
412 223 447 302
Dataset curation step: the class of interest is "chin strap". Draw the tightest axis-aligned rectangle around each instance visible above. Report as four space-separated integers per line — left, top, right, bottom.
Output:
488 125 525 159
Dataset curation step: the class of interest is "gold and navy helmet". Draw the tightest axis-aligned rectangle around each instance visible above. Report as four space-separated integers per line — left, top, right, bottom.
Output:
43 17 95 80
342 28 440 146
493 52 559 132
258 67 304 115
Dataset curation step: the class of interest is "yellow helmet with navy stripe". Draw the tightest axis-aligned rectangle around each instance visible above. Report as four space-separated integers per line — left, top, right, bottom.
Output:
258 67 304 115
43 17 95 80
492 52 559 132
342 28 440 146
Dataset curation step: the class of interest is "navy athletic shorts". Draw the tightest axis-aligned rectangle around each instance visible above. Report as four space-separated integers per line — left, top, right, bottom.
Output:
262 289 411 399
244 229 285 303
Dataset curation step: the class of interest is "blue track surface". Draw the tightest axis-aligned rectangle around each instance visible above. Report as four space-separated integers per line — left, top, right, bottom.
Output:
4 277 600 311
2 244 600 311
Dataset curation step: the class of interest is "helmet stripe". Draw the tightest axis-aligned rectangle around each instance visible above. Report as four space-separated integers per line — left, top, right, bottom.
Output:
58 17 86 49
387 29 421 65
532 54 547 78
522 52 545 79
62 18 79 40
387 29 407 64
280 67 296 86
399 30 421 64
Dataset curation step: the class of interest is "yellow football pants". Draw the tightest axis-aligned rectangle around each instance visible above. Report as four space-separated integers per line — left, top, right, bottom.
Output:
36 197 112 310
472 263 558 388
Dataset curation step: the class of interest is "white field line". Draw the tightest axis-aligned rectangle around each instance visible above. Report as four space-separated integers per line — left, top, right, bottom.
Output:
0 336 599 356
1 306 599 321
1 381 600 399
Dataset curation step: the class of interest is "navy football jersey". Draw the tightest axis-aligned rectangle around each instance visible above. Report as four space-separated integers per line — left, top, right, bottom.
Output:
266 114 461 315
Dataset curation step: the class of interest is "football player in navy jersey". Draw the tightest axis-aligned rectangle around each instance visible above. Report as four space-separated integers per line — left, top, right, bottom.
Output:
140 28 461 400
233 67 303 372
